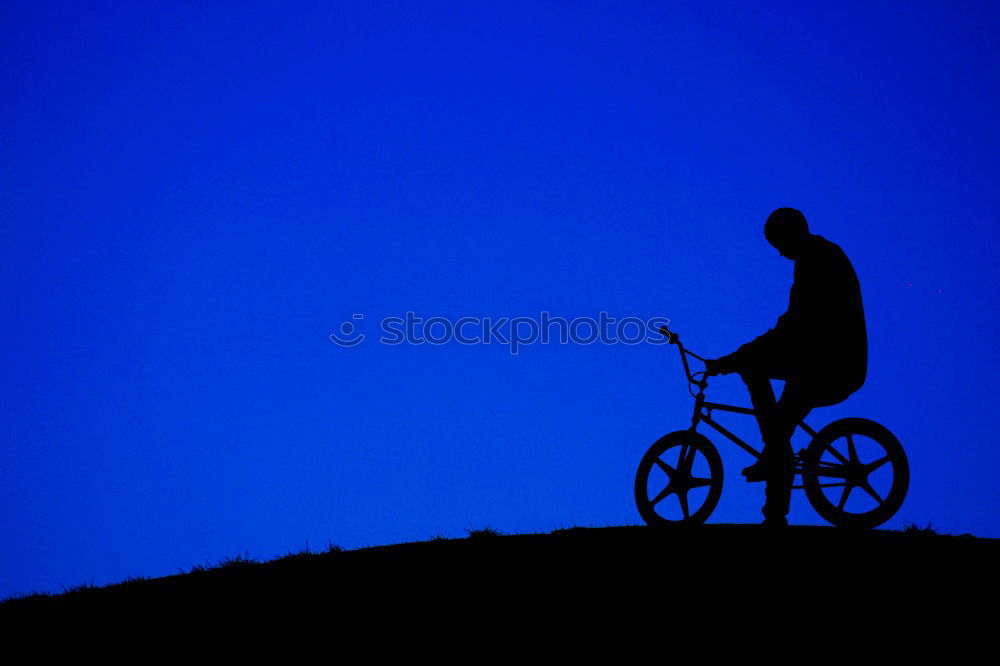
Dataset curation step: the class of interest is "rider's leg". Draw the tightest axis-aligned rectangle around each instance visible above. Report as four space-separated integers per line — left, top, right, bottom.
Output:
740 369 779 455
740 369 809 525
761 381 813 525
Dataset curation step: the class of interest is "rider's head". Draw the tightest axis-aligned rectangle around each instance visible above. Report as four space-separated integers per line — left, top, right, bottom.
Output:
764 208 810 260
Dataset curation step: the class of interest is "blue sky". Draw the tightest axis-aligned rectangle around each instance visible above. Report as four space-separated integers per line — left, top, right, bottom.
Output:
3 1 999 597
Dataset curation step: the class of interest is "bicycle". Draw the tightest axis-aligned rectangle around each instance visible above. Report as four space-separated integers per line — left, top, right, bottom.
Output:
634 325 909 529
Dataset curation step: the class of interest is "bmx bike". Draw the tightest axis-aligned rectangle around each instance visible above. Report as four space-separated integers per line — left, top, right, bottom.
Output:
634 325 909 529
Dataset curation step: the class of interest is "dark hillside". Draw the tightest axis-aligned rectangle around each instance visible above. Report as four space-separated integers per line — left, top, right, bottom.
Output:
5 524 996 622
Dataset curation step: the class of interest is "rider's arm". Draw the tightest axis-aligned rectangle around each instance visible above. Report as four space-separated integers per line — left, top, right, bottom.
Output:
717 264 806 372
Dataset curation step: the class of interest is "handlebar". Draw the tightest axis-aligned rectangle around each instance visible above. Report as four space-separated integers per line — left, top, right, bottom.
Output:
659 325 679 345
660 324 710 394
659 324 706 361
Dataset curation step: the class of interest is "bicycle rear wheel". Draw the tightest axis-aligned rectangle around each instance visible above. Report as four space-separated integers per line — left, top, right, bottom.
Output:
635 430 723 526
801 418 909 529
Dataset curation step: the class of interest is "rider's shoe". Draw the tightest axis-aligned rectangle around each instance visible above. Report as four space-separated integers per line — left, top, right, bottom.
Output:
762 517 788 528
742 460 767 482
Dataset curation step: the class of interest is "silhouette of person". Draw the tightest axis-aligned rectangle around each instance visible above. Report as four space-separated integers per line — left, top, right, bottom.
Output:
705 208 867 527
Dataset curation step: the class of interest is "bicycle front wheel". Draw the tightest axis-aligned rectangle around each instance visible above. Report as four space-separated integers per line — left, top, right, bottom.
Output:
634 430 724 526
801 418 909 529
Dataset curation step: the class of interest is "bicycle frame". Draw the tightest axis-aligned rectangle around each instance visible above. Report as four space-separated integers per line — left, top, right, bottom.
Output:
663 325 816 480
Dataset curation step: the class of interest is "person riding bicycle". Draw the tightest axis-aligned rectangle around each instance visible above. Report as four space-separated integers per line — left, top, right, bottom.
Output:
705 208 867 527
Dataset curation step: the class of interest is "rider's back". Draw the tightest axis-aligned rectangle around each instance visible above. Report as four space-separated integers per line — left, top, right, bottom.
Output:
794 234 867 396
734 233 867 405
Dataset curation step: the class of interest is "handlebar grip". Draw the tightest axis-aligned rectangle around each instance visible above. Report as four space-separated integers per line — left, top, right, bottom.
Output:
659 325 679 344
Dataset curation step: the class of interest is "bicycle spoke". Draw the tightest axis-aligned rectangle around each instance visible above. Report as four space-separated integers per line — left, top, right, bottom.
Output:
817 482 848 488
837 484 853 510
654 458 676 476
678 489 690 519
682 444 698 474
824 442 849 465
860 481 884 504
650 483 675 506
846 434 859 464
676 444 696 475
689 476 713 489
866 455 891 474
